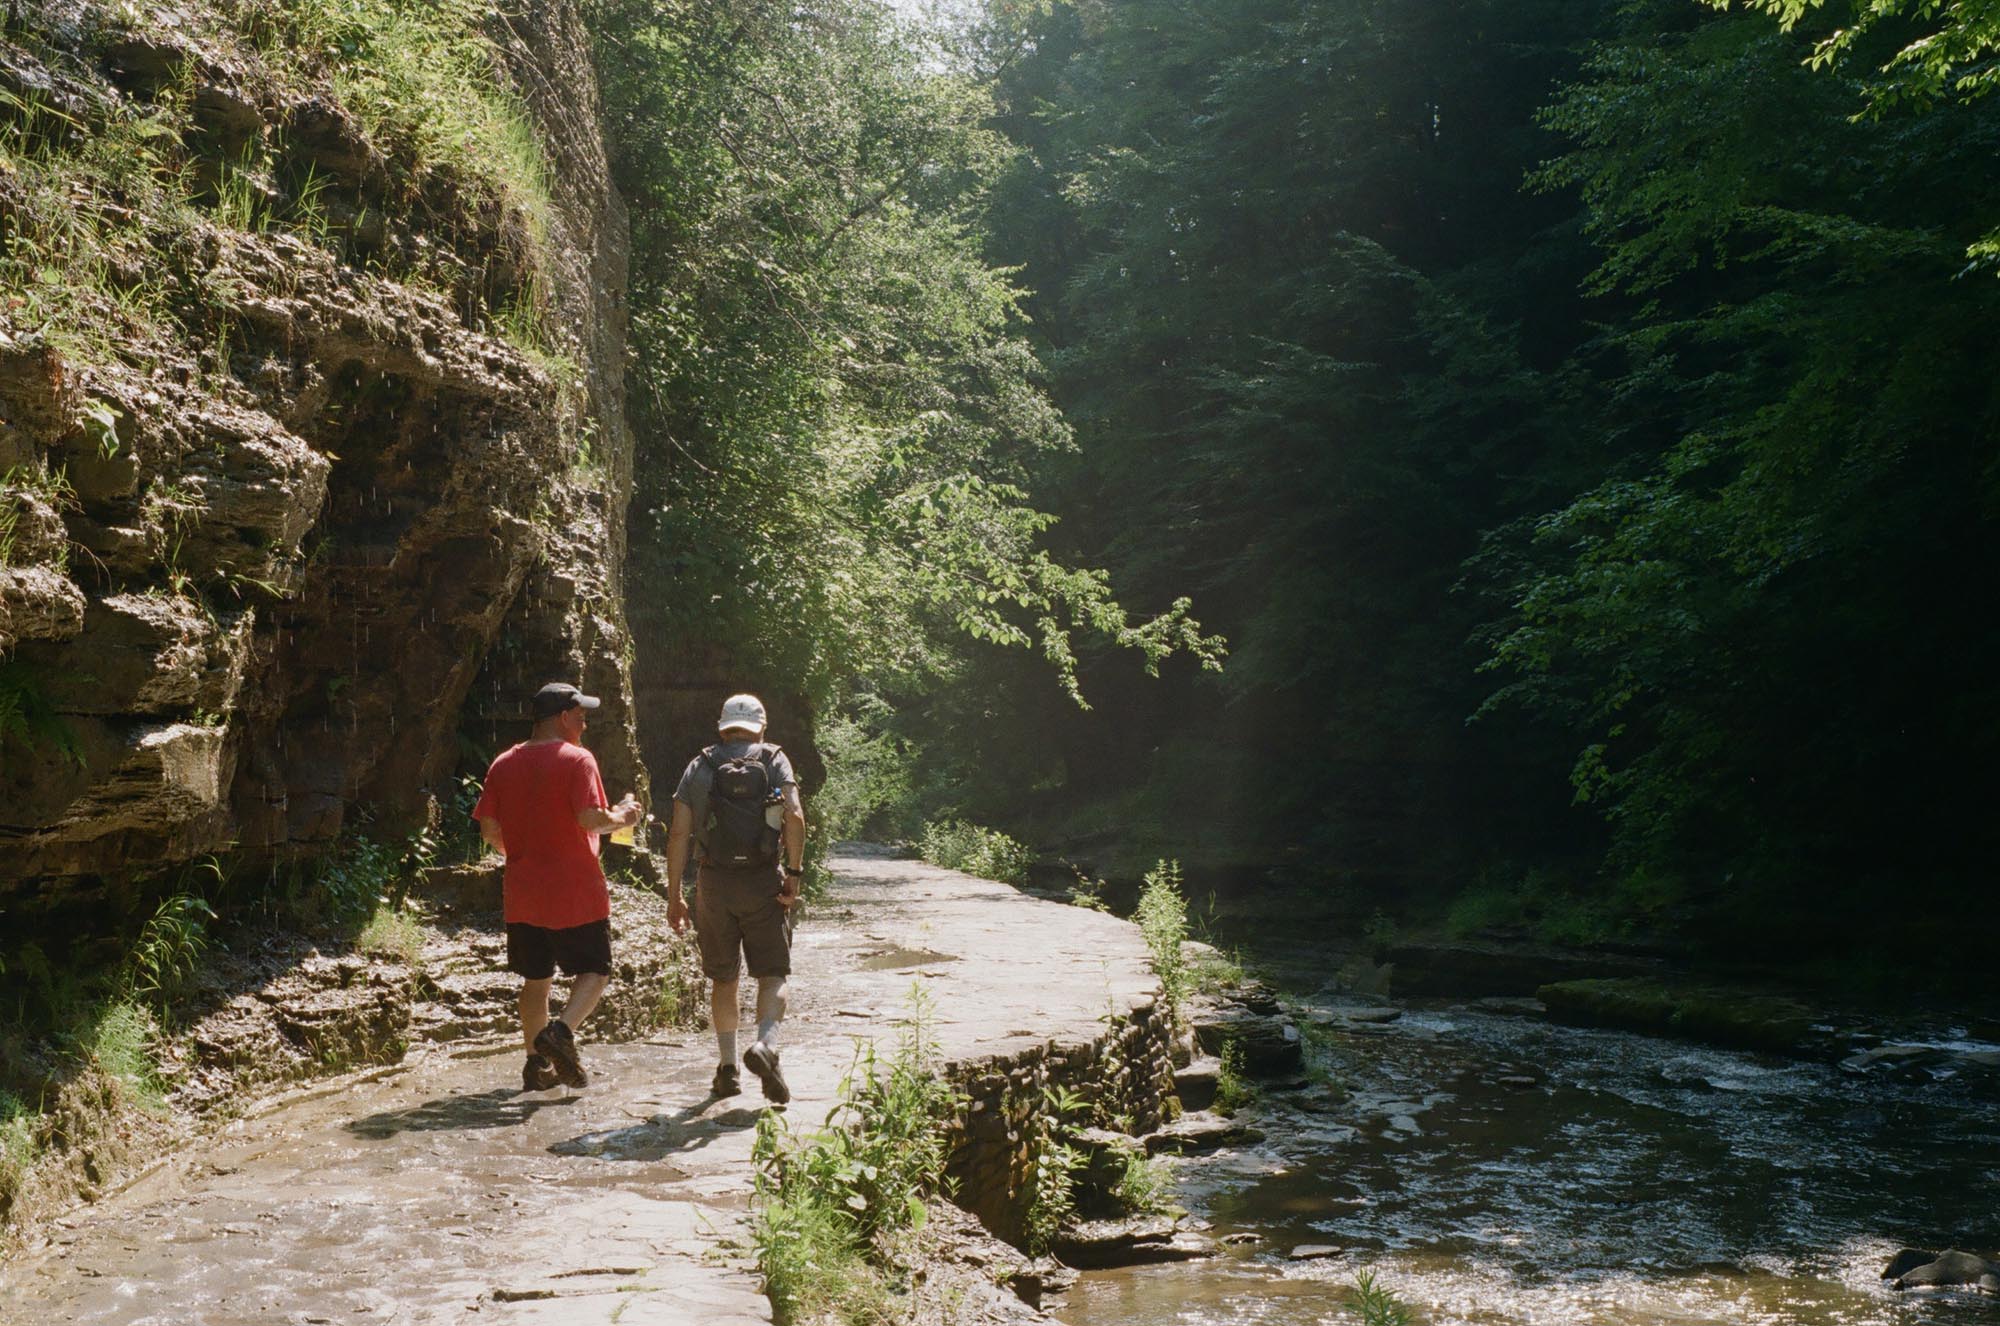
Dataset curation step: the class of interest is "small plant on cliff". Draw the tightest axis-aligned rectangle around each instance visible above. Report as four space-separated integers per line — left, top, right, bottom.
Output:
1134 859 1191 1019
0 463 76 571
120 889 218 1016
751 988 961 1324
82 1001 166 1114
0 660 83 769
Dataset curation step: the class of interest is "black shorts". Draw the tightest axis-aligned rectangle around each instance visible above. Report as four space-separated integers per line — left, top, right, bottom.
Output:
506 919 612 980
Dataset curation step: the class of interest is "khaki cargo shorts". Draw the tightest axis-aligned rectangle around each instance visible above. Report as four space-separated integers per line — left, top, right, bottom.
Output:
693 863 792 981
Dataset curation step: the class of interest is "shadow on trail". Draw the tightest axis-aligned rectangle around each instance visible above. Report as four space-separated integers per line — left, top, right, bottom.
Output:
549 1101 765 1161
345 1088 582 1139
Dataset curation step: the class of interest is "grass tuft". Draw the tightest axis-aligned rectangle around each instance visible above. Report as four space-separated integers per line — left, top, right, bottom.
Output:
82 1001 165 1114
355 903 426 966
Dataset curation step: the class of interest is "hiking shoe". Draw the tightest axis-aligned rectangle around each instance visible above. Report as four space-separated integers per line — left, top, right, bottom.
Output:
743 1042 790 1105
532 1019 588 1088
711 1063 741 1097
522 1053 561 1092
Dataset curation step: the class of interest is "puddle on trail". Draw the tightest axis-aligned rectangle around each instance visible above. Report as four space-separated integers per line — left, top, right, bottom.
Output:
1059 1003 2000 1326
856 946 957 971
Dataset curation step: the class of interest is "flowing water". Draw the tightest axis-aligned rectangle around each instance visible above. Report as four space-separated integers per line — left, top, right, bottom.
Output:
1060 997 2000 1326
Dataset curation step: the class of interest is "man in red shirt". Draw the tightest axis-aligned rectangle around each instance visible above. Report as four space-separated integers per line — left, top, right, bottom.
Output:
473 682 641 1091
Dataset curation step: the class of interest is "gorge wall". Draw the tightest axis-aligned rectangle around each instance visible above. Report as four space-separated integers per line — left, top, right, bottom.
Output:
0 0 652 920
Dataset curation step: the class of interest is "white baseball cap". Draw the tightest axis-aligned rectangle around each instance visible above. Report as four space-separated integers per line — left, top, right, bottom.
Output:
718 693 767 734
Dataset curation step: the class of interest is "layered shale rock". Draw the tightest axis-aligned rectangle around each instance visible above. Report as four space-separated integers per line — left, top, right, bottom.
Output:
0 1 653 912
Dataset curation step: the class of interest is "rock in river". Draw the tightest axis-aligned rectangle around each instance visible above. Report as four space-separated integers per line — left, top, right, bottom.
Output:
1883 1248 2000 1293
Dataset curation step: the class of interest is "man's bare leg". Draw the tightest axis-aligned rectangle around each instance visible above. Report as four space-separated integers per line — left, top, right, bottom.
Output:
754 976 788 1050
712 975 740 1049
744 975 792 1103
519 978 553 1052
710 975 742 1092
557 972 610 1032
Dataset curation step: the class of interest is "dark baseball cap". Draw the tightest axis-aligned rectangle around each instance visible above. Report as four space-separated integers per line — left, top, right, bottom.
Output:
531 682 601 719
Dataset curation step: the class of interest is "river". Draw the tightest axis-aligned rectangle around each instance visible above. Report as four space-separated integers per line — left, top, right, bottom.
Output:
1058 993 2000 1326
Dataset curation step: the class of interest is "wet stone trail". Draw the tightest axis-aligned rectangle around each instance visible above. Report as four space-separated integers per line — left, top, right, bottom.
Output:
1 848 1161 1326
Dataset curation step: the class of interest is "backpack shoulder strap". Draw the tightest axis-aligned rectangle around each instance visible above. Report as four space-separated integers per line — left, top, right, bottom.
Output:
699 745 723 773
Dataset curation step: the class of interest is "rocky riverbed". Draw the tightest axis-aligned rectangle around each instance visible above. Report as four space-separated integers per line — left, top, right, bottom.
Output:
1054 980 2000 1326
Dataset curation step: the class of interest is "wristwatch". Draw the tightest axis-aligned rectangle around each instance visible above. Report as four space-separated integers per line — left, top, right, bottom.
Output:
783 865 804 877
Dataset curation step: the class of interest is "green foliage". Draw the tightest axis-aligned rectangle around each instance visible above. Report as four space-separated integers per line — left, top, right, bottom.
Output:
1133 860 1190 1019
815 712 918 842
0 1090 36 1168
868 0 1592 882
229 0 553 235
0 464 75 571
120 890 218 1013
0 659 83 769
82 1001 165 1114
593 0 1219 741
1476 2 2000 946
1349 1270 1413 1326
264 834 412 933
1065 865 1111 913
1023 1083 1087 1255
1713 0 2000 114
1211 1040 1254 1118
917 819 1035 884
1110 1150 1177 1217
354 904 426 966
1188 944 1245 997
0 1088 38 1218
751 991 961 1324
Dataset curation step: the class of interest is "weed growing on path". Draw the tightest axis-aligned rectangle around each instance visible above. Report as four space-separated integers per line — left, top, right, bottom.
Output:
1134 859 1191 1018
751 989 963 1324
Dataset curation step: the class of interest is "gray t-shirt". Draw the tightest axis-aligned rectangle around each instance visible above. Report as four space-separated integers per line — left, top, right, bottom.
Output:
674 740 797 844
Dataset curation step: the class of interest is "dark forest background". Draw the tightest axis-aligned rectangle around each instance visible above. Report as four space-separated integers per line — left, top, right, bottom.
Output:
593 0 2000 985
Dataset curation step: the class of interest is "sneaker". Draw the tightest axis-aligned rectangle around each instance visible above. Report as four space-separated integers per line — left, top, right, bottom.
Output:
711 1063 741 1097
743 1042 790 1105
532 1019 588 1088
522 1053 561 1092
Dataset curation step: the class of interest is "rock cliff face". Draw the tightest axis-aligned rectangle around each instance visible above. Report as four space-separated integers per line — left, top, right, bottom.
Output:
0 1 650 913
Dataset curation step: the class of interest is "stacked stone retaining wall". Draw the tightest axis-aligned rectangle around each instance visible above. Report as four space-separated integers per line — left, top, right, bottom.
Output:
946 997 1178 1244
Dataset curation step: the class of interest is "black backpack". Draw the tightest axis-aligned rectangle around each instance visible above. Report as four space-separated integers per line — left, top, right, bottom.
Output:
699 743 783 867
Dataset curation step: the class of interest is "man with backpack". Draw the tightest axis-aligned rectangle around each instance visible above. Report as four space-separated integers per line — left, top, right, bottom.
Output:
664 693 805 1103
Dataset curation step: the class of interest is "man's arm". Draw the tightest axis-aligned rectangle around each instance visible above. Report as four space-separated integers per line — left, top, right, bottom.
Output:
665 800 694 933
576 798 639 833
477 815 505 856
778 785 805 910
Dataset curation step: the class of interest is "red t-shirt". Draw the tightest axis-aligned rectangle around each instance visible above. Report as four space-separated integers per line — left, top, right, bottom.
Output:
472 740 610 929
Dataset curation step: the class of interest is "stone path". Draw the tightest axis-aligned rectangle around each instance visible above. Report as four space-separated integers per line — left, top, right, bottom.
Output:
0 848 1160 1326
